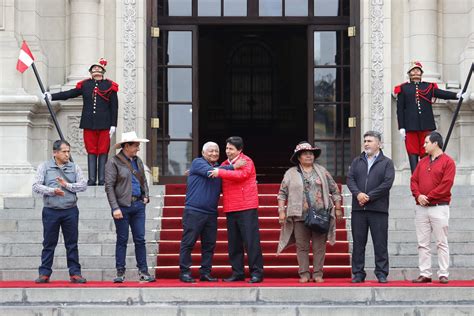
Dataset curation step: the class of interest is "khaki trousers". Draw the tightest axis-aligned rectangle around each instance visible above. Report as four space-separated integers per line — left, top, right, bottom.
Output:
294 221 327 279
414 205 450 278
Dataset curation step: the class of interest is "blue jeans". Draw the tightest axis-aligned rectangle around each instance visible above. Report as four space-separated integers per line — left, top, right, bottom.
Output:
39 206 81 276
113 201 147 271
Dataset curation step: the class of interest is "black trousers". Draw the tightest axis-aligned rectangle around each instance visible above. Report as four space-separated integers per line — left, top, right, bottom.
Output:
179 209 218 276
226 209 264 278
351 210 389 279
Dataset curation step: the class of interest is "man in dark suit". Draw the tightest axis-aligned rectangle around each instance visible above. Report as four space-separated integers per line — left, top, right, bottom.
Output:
347 131 395 284
394 61 463 173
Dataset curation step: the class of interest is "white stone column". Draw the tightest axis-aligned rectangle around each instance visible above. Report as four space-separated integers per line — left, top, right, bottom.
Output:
456 2 474 185
408 0 440 82
0 1 50 197
66 0 100 84
460 1 474 80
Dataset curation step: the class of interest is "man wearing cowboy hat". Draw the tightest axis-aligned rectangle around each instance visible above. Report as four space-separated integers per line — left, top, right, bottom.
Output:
44 58 119 185
104 131 155 283
394 61 464 173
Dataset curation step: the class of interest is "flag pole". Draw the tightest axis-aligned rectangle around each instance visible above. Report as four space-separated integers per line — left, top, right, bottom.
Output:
31 62 74 162
31 62 66 141
443 62 474 152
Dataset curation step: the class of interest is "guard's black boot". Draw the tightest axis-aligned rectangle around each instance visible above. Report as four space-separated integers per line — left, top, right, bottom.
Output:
87 154 97 186
408 154 419 174
97 154 108 185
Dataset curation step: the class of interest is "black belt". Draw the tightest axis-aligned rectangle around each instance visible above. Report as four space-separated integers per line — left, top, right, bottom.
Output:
131 196 141 202
427 202 449 207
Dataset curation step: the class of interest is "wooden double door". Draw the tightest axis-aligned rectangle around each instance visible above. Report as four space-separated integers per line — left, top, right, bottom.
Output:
148 2 360 184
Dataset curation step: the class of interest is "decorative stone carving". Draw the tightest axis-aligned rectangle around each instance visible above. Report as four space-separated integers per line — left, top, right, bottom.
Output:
122 0 137 132
370 0 384 134
67 116 87 156
0 0 4 31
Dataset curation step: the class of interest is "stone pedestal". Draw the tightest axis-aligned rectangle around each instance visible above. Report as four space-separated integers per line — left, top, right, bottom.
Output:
0 96 58 195
56 99 89 170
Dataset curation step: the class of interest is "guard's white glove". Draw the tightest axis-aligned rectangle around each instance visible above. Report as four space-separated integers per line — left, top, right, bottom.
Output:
43 92 52 102
399 128 406 141
109 126 116 138
456 91 468 99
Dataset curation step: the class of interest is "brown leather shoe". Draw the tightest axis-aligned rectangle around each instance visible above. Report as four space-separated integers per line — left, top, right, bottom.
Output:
439 276 449 284
412 275 432 283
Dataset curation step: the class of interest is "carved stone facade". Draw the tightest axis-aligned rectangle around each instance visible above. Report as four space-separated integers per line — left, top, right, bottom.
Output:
122 0 137 132
66 116 86 157
369 0 385 135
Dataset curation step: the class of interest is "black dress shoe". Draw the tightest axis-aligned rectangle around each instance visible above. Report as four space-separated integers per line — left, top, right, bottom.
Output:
222 274 245 282
248 276 263 284
412 275 432 283
351 277 365 283
179 274 196 283
377 276 388 283
200 274 218 282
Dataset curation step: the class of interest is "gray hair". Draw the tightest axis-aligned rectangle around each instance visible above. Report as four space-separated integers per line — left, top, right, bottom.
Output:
363 130 382 142
202 141 219 152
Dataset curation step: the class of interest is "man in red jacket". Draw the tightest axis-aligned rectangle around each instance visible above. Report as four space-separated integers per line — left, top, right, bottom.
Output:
410 131 455 284
209 136 264 283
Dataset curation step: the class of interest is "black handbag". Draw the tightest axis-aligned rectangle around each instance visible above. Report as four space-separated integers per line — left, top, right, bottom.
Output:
304 206 330 234
299 168 331 233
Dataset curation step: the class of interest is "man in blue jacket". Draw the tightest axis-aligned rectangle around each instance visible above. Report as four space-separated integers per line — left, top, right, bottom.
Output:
178 142 243 283
347 131 395 283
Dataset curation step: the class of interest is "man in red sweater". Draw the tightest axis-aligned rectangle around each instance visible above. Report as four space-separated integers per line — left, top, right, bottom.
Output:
209 136 264 283
410 131 455 284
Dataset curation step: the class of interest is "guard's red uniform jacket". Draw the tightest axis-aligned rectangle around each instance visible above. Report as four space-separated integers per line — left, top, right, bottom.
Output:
394 81 457 132
52 79 118 130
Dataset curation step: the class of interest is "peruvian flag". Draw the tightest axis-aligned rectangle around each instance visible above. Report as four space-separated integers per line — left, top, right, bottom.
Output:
16 41 35 73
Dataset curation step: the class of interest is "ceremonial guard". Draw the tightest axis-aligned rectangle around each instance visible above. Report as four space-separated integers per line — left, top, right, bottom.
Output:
394 61 463 173
45 58 119 185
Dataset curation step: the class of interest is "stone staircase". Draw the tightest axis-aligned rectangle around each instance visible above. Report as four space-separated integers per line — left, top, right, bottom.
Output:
0 185 473 281
342 185 474 280
1 286 473 315
0 186 165 282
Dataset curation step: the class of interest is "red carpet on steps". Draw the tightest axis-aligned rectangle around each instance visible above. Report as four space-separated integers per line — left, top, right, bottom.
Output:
1 280 473 288
155 183 351 279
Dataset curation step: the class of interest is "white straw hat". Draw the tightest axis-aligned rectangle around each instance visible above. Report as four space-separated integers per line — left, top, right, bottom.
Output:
114 131 149 149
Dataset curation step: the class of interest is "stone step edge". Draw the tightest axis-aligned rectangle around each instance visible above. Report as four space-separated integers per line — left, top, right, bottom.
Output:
0 287 473 305
2 268 474 281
